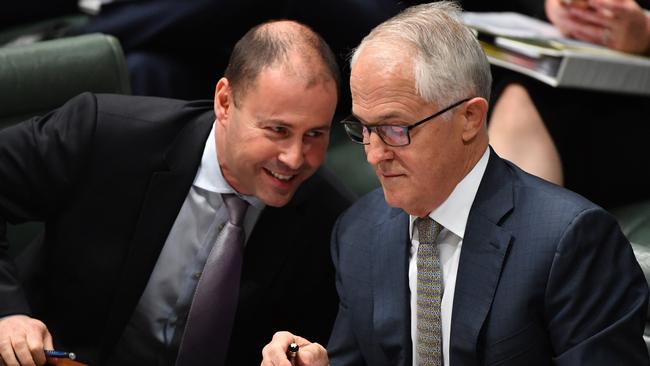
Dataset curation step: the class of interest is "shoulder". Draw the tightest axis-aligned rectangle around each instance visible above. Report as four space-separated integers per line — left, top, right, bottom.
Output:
336 187 398 227
33 92 214 134
485 152 597 216
92 93 213 126
495 157 614 243
63 93 215 151
510 160 598 218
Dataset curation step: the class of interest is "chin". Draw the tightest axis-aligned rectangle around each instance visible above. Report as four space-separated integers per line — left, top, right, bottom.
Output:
384 189 420 214
382 188 403 209
259 191 295 207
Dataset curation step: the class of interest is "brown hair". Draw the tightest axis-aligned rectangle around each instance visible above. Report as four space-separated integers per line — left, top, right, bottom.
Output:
224 20 341 105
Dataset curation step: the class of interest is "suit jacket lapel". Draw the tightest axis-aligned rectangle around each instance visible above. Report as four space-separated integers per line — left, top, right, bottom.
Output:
450 150 514 366
373 208 412 366
102 112 215 354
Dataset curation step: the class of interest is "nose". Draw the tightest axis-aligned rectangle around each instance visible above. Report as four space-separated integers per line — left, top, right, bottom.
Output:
365 132 393 166
278 139 305 171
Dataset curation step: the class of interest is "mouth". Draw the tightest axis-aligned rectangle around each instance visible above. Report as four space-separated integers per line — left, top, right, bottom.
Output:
264 168 298 182
377 169 405 178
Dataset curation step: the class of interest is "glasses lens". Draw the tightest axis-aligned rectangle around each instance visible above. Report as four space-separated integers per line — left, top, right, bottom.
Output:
378 125 409 146
343 122 365 143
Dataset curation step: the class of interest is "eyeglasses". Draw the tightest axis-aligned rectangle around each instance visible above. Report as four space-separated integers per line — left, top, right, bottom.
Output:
340 98 470 147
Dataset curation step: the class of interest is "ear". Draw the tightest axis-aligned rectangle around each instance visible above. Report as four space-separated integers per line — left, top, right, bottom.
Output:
214 77 232 126
460 97 489 142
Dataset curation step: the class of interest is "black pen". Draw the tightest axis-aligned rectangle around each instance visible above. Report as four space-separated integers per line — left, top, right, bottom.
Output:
287 342 299 366
45 350 77 360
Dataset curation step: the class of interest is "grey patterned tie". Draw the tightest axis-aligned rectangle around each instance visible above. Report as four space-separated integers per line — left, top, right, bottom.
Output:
176 193 249 366
415 217 443 366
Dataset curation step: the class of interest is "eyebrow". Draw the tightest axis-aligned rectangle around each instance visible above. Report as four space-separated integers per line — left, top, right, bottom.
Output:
258 117 331 131
350 112 409 126
310 122 332 131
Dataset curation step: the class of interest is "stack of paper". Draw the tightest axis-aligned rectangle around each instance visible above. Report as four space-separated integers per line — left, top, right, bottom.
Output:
462 12 650 96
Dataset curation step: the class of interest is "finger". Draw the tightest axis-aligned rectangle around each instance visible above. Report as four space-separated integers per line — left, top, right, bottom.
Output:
564 0 591 9
12 334 37 366
40 332 55 366
261 346 291 366
271 331 295 343
295 342 328 366
0 339 19 366
293 336 313 347
42 332 53 352
565 24 601 44
568 6 612 27
24 332 46 366
559 15 609 44
572 26 610 45
589 0 632 14
261 342 285 365
261 332 295 366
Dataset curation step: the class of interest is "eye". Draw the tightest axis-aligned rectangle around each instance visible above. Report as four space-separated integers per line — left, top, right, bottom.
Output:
267 126 289 136
305 130 326 138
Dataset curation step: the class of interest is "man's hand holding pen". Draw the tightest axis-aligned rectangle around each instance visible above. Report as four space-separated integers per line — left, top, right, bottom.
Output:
261 331 329 366
0 314 53 366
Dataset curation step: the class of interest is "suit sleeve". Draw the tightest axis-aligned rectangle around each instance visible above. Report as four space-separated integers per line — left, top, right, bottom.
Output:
0 92 98 317
327 216 368 366
545 207 650 364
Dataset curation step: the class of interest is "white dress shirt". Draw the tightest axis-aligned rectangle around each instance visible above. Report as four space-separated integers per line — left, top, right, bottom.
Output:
109 123 263 364
409 148 489 366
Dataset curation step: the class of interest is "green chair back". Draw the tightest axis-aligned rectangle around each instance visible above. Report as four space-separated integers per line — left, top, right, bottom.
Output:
1 33 131 256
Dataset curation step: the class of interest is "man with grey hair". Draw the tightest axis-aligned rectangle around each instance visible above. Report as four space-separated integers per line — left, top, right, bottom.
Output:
261 2 649 365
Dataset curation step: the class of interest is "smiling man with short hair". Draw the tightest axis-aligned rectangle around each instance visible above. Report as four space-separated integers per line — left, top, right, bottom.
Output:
0 20 353 366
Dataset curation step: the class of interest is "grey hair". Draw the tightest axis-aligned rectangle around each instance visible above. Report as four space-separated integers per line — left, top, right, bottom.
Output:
350 1 491 111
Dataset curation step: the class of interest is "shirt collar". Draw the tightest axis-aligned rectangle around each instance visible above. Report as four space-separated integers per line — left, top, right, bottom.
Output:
193 122 264 208
409 147 490 240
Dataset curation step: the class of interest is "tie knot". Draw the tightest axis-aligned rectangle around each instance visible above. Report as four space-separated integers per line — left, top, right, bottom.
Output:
222 194 248 227
416 217 442 245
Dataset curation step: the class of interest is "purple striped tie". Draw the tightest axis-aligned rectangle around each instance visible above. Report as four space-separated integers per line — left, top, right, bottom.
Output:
176 194 248 366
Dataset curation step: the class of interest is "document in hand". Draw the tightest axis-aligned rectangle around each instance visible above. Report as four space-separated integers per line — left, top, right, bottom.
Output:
462 12 650 96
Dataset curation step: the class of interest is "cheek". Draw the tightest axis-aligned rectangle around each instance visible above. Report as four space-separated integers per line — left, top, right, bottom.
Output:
234 140 276 171
401 150 439 188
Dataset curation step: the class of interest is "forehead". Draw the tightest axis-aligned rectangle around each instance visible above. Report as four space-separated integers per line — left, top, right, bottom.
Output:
238 65 337 127
350 44 429 122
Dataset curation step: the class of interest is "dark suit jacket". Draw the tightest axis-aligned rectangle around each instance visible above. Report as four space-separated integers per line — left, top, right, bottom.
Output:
327 149 649 365
0 92 355 365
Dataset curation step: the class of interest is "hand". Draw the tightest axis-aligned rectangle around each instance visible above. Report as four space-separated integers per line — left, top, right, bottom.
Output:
546 0 589 37
261 331 329 366
0 315 53 366
546 0 650 53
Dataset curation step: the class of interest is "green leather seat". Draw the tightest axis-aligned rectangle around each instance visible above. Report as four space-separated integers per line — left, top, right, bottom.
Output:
611 201 650 353
0 33 130 129
1 33 131 256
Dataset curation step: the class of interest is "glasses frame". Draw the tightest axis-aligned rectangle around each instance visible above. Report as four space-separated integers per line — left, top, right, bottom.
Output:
341 98 471 147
